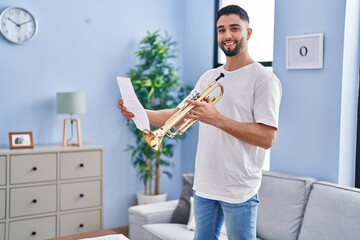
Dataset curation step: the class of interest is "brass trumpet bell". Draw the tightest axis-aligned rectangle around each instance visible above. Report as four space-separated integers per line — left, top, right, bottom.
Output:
143 129 164 152
143 73 225 151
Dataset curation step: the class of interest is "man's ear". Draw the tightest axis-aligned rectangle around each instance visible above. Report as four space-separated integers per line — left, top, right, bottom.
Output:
247 28 252 40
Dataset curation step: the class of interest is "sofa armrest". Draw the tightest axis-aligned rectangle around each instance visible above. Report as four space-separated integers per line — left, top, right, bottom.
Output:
128 200 179 240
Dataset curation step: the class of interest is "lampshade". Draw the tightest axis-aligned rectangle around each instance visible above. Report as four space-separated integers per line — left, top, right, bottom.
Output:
56 92 86 114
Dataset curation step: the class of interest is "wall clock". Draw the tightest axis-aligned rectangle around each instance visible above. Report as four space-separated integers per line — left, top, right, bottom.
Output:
0 6 38 44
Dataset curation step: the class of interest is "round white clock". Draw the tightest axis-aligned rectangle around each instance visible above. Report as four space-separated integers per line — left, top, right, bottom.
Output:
0 6 38 44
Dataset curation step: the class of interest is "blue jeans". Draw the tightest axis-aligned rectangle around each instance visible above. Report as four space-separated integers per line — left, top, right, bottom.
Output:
193 193 259 240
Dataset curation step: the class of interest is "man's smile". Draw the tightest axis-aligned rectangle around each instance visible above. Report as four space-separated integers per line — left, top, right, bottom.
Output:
223 41 236 47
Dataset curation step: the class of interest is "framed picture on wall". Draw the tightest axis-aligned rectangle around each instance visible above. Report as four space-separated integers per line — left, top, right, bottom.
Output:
9 132 34 149
286 33 324 69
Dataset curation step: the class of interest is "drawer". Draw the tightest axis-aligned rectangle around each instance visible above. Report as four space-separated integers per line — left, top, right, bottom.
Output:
60 210 101 236
60 181 101 211
10 153 57 184
0 190 5 219
9 216 56 240
0 223 4 240
10 185 57 217
60 151 102 180
0 156 5 186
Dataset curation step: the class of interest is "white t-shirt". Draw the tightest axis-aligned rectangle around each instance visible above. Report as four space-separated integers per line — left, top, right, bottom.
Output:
180 63 282 204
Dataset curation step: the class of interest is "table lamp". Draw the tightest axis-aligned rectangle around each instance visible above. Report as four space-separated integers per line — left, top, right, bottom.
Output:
56 92 86 146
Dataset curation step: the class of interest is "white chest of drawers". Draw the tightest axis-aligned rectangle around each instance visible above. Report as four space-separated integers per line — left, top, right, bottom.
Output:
0 145 103 240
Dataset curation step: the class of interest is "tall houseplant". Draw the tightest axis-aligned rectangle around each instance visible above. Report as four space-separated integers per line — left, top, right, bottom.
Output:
127 31 190 199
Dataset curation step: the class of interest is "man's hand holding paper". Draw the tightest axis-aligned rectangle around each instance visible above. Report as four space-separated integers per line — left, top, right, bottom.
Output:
117 77 150 131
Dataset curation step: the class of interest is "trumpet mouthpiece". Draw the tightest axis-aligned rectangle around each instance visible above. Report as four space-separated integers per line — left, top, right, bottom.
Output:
216 73 225 81
143 129 163 152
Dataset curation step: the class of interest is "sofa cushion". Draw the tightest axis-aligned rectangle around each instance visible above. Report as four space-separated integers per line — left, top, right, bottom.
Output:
257 171 315 240
298 181 360 240
144 224 228 240
128 200 179 240
170 173 194 224
144 224 194 240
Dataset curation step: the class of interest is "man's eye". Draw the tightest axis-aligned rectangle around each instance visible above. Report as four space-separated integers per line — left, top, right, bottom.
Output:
232 27 240 31
218 29 225 33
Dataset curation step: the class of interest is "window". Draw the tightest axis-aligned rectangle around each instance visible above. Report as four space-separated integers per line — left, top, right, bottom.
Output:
356 67 360 188
214 0 275 68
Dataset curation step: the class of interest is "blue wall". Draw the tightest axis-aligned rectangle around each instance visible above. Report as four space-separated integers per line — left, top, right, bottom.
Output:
180 0 215 174
271 0 360 186
0 0 187 228
0 0 359 229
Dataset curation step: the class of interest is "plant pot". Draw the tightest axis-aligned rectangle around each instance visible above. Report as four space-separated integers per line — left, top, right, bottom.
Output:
137 191 167 205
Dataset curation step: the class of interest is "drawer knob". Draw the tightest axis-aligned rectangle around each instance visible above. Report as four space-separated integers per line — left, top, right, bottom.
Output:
79 223 84 228
32 166 37 171
32 199 37 203
79 163 84 167
79 193 84 198
31 231 37 236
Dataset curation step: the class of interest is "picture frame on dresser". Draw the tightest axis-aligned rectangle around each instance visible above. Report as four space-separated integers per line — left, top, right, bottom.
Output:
8 132 34 149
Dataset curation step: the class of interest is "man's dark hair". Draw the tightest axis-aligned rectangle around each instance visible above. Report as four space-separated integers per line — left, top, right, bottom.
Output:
217 4 249 24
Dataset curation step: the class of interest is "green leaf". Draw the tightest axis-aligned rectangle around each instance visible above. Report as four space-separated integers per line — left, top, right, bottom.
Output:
125 30 193 195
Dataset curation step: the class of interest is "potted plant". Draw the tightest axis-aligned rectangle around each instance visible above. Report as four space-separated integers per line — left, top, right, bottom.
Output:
126 31 191 204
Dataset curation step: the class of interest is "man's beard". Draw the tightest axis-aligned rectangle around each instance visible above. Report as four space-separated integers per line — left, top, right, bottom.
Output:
219 40 245 57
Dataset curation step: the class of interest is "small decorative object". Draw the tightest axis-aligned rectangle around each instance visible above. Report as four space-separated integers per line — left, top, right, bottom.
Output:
56 92 86 147
286 33 324 69
0 6 38 44
9 132 34 149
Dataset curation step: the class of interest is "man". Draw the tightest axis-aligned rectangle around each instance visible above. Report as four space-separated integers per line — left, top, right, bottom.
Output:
119 4 281 240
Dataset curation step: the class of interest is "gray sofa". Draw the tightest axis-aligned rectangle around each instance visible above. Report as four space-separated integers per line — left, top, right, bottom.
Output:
128 171 360 240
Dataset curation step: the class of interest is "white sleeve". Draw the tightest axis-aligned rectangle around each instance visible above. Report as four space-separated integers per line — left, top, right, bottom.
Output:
254 74 282 128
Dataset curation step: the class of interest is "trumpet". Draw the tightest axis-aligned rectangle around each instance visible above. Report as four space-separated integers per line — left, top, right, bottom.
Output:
143 73 225 151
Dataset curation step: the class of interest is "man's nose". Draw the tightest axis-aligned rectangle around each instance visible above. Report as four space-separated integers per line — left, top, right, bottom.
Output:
223 30 232 39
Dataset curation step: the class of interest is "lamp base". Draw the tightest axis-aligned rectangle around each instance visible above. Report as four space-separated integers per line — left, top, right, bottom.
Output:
63 118 82 147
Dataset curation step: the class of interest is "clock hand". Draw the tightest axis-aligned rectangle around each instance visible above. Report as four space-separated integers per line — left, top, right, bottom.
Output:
7 17 21 27
19 20 32 26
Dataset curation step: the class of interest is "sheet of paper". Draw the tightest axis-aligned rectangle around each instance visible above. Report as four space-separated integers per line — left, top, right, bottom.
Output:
81 234 129 240
117 76 150 131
